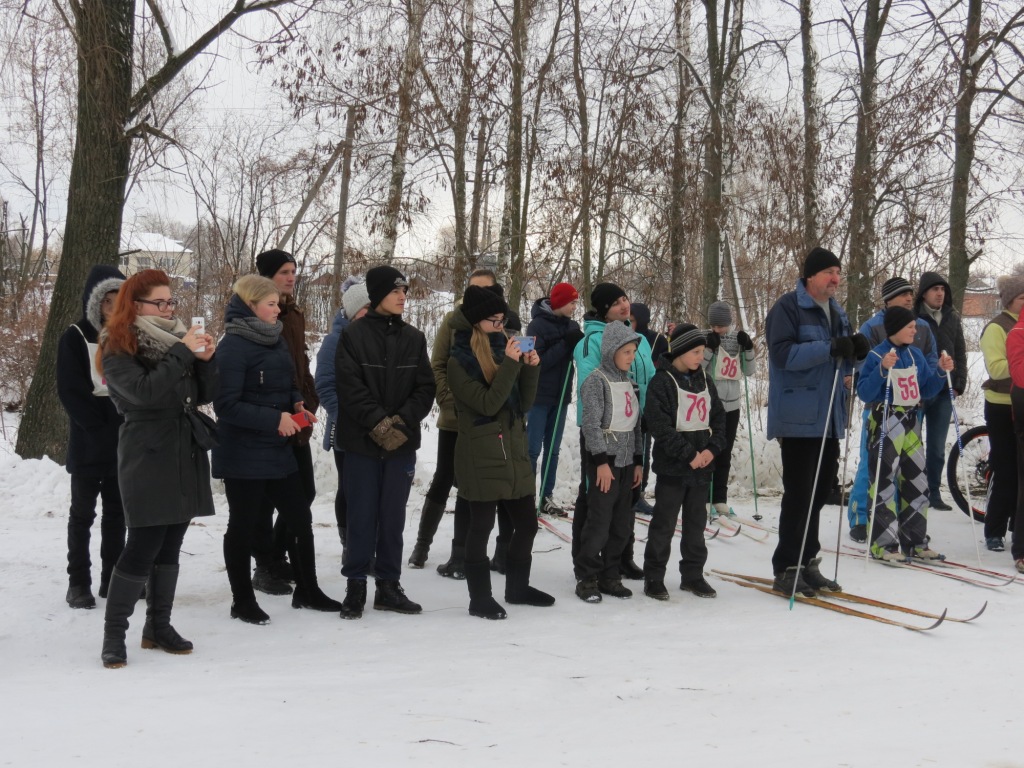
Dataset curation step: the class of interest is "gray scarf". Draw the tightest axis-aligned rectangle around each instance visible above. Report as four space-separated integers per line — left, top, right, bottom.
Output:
133 316 188 364
225 316 283 346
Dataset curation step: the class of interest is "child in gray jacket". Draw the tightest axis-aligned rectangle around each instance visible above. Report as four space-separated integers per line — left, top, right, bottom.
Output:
574 322 644 603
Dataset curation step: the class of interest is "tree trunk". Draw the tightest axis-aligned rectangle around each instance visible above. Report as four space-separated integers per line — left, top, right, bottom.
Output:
332 106 358 314
450 0 475 292
572 0 593 300
799 0 819 251
947 0 981 311
16 0 135 462
668 0 692 322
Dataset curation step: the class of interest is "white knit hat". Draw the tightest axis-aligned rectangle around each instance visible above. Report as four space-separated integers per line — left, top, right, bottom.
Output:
342 282 370 319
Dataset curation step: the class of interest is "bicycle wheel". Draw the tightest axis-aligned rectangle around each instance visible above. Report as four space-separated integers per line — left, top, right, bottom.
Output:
946 424 989 523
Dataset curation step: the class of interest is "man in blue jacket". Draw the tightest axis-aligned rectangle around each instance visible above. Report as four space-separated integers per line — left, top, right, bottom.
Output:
765 248 867 596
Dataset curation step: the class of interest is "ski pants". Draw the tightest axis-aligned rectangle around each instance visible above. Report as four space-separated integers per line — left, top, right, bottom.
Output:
574 458 634 581
867 405 929 552
643 476 708 582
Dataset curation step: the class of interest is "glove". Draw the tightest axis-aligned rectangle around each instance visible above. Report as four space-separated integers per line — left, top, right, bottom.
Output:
565 328 585 349
736 331 753 351
830 336 854 359
851 333 870 360
705 331 721 352
370 416 394 445
381 415 411 452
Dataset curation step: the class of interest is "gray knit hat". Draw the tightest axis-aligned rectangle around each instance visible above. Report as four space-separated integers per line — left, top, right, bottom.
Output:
880 276 913 303
708 301 733 327
997 274 1024 309
342 281 370 319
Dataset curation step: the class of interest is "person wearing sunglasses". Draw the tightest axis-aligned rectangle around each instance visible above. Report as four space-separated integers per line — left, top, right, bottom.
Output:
96 269 217 668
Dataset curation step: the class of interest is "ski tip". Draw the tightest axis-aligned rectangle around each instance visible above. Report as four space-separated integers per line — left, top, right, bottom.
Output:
965 601 988 622
912 608 947 632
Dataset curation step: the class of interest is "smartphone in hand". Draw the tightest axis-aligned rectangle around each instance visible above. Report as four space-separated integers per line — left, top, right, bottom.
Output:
192 317 206 353
513 335 535 354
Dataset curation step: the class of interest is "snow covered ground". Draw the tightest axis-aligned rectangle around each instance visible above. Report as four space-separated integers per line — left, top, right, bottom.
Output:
2 400 1022 768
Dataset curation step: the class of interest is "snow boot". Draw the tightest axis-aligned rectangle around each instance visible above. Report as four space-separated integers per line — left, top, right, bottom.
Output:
619 534 644 580
632 496 655 517
230 599 270 625
252 564 292 596
436 542 466 580
504 556 554 607
409 499 446 568
140 564 193 654
910 546 946 561
575 578 602 603
290 533 343 612
849 524 867 543
772 566 815 597
598 577 633 599
466 560 507 620
643 578 669 601
870 544 909 564
803 557 842 593
490 540 508 575
339 579 367 620
67 584 96 610
680 575 718 598
100 568 147 668
373 580 422 614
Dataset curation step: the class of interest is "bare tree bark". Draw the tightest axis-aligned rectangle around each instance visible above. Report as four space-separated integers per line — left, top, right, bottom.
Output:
332 105 357 313
668 0 692 322
799 0 819 251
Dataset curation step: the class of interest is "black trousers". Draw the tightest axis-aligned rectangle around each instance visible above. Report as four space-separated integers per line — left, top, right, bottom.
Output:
466 497 537 564
116 522 189 579
67 474 126 588
574 459 635 581
771 436 840 573
709 409 741 505
253 442 316 566
425 429 458 505
984 400 1016 539
643 477 709 582
225 474 313 603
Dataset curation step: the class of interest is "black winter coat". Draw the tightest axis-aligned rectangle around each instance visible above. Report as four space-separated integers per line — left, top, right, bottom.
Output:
103 339 218 528
525 298 581 406
335 309 435 458
212 296 302 480
56 265 125 476
915 272 968 395
643 366 727 483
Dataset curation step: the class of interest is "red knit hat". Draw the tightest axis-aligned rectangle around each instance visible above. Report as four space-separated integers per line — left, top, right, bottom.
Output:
550 282 579 310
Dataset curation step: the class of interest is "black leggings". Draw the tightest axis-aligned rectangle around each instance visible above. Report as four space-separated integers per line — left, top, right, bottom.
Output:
426 429 458 505
466 497 538 564
116 522 190 579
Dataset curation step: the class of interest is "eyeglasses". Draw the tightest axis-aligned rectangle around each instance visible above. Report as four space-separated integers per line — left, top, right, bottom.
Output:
484 316 506 326
136 298 179 311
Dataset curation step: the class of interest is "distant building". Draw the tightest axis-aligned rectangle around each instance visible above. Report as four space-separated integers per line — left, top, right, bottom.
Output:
962 276 999 318
119 232 193 277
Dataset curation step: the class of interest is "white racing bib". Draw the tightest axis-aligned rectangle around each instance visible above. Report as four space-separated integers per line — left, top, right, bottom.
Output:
714 351 740 381
890 365 920 407
676 386 711 432
73 325 109 396
599 372 640 432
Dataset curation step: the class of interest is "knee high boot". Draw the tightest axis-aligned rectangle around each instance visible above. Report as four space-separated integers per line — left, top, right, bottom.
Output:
101 568 148 668
504 556 555 606
436 541 466 579
290 533 343 612
465 560 506 620
409 499 447 568
141 564 193 654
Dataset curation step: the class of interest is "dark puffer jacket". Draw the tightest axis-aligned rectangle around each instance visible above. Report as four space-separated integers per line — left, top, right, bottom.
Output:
314 308 349 451
447 309 540 502
103 334 218 528
56 265 125 476
335 309 435 458
914 272 968 394
212 295 302 479
644 365 726 483
525 297 581 406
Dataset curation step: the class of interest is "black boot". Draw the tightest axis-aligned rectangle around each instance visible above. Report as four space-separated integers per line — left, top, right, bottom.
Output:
373 579 422 614
100 569 147 669
67 584 96 609
490 541 508 575
465 560 507 619
290 533 343 612
339 579 367 620
619 534 644 580
504 556 554 607
252 564 292 596
436 541 466 580
141 564 193 654
409 499 446 568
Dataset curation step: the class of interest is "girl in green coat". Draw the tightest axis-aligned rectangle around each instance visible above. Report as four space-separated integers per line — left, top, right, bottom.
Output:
447 286 555 619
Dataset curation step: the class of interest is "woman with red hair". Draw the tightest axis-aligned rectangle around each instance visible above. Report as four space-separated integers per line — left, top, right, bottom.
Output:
97 269 217 669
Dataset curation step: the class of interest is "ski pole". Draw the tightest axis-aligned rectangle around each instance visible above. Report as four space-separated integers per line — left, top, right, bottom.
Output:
864 366 894 566
833 372 856 582
943 349 982 567
742 369 762 521
537 353 575 516
791 365 841 609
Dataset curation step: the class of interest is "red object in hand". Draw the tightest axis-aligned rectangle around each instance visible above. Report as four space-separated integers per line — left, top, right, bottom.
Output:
290 411 313 428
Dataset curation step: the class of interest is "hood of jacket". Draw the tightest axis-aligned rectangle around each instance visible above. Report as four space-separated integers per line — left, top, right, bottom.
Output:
915 271 954 311
531 297 554 320
599 321 641 380
630 302 651 332
82 265 126 334
224 293 257 323
329 308 350 336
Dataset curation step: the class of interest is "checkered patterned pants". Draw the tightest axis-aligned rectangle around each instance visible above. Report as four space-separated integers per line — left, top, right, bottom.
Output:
867 405 929 551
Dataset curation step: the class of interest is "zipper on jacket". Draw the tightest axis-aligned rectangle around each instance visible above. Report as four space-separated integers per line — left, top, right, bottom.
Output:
498 432 507 460
259 370 264 385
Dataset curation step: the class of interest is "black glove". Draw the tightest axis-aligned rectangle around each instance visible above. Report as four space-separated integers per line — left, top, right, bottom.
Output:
736 331 753 351
830 336 854 359
706 331 721 352
851 333 870 360
565 328 585 349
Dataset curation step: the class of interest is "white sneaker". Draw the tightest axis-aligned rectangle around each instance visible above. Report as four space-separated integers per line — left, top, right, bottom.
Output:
542 498 568 518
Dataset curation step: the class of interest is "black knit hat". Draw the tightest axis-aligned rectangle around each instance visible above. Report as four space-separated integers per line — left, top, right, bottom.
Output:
880 276 913 303
883 305 916 338
803 247 841 278
365 265 409 308
663 323 707 362
590 282 628 318
255 249 297 278
461 284 509 325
